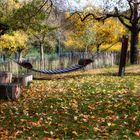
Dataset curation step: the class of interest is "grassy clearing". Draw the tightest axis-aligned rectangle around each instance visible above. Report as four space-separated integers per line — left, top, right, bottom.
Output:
0 65 140 139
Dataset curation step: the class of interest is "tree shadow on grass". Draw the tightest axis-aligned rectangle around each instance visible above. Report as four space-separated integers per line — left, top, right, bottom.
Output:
33 71 140 80
33 67 140 80
96 72 140 77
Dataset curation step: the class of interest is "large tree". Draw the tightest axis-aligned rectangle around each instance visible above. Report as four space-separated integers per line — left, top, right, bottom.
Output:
68 0 140 64
0 0 53 35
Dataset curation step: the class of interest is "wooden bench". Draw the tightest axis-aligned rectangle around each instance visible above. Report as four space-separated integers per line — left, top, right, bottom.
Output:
14 74 33 87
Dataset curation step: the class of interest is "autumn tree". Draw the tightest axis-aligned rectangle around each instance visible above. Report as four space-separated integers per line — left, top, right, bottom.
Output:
0 30 28 61
0 0 53 36
0 0 55 61
0 0 20 35
28 3 64 60
92 18 126 52
30 25 57 61
71 0 140 64
64 16 95 51
65 12 125 52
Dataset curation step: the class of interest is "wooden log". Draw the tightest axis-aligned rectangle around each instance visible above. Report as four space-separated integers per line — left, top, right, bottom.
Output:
0 84 20 100
0 72 12 84
14 74 33 86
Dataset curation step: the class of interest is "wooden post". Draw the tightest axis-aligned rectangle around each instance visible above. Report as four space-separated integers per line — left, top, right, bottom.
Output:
118 35 129 76
0 84 20 100
0 72 12 84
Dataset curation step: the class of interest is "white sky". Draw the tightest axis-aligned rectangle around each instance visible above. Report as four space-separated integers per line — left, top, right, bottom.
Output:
63 0 129 12
19 0 129 12
66 0 102 11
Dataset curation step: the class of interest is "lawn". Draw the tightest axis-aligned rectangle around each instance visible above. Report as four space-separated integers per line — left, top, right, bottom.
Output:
0 65 140 139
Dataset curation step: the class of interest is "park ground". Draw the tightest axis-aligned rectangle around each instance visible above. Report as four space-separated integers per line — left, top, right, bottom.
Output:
0 65 140 139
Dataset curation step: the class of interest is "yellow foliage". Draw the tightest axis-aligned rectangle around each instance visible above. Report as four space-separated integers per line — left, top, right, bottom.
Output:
0 30 28 53
99 42 122 52
0 0 20 18
65 14 126 52
65 12 71 18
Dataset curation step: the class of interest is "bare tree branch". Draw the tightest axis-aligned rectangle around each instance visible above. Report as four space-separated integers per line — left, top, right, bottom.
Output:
127 0 134 23
129 0 140 4
29 0 53 20
69 9 132 30
69 11 108 22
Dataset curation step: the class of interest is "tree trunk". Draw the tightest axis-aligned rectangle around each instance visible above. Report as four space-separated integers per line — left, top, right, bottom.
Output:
96 44 101 54
130 29 139 64
40 44 44 70
40 44 44 61
2 54 6 62
15 50 22 62
56 39 60 55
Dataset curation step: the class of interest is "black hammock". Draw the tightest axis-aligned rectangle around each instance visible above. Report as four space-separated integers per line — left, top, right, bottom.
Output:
13 59 93 74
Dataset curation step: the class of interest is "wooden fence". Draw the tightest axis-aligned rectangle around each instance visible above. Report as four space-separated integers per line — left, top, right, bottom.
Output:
0 52 121 76
0 51 140 76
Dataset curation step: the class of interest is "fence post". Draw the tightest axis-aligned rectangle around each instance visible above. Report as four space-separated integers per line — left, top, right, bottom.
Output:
118 35 129 76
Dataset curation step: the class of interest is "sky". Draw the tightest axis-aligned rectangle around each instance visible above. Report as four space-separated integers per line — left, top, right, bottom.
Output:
19 0 129 12
57 0 129 12
64 0 102 11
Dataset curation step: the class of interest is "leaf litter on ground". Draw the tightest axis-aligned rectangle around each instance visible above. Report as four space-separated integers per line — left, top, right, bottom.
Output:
0 65 140 139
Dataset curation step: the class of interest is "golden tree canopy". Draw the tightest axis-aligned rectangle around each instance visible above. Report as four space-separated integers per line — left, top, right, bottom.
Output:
0 30 28 53
64 11 126 51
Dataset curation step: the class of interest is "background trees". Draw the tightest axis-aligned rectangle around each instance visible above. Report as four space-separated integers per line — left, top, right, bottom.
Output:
0 0 53 35
65 12 125 52
72 0 140 64
0 0 140 64
29 25 58 61
0 0 55 60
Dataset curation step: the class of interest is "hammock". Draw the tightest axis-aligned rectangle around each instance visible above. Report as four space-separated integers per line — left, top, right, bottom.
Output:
12 41 120 75
13 59 93 74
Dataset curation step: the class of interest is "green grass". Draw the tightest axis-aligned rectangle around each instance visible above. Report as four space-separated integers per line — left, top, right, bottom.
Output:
0 66 140 139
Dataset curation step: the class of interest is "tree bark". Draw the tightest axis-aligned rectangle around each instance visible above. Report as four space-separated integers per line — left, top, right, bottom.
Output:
130 28 139 64
15 51 22 62
40 44 44 61
96 44 102 54
39 43 45 70
96 44 100 54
